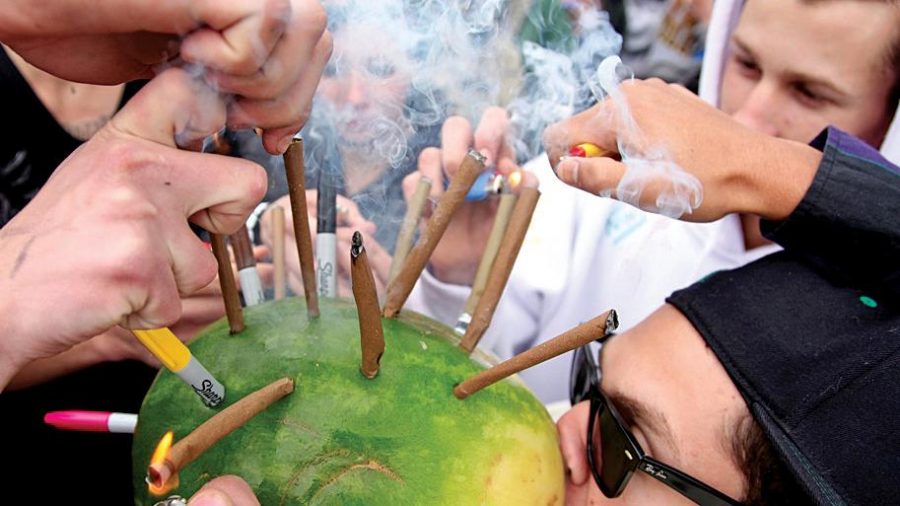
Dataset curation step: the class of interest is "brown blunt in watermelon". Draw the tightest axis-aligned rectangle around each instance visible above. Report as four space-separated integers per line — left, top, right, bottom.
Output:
133 297 564 505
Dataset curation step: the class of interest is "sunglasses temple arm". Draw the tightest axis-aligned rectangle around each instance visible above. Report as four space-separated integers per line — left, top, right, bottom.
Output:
638 457 743 506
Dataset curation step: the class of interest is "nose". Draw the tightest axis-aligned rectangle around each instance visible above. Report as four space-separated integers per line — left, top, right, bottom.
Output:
730 81 781 138
344 71 368 108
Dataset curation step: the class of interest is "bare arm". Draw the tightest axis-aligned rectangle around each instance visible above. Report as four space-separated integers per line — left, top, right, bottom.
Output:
0 0 332 153
0 68 263 391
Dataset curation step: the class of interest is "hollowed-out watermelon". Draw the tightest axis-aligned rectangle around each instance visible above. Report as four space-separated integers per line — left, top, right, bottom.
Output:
133 297 563 504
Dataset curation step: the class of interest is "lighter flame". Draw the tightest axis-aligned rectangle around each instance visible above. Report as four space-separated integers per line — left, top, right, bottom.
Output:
151 430 173 467
507 170 523 189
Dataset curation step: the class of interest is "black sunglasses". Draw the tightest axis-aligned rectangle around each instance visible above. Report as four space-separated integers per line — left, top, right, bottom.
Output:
570 341 742 506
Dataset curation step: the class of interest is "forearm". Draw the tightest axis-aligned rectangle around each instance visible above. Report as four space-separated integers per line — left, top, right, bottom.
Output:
5 341 106 391
0 230 30 392
0 0 198 40
0 303 20 392
746 135 822 221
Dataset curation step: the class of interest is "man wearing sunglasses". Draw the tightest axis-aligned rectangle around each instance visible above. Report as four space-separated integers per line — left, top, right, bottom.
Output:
567 332 747 506
547 77 899 503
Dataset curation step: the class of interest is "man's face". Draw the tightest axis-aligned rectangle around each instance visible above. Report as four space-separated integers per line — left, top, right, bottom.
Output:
592 305 748 504
317 23 413 145
720 0 897 145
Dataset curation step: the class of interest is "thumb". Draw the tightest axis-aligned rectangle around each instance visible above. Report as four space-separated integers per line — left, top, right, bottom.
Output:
555 156 625 197
108 67 227 150
188 488 234 506
189 476 259 506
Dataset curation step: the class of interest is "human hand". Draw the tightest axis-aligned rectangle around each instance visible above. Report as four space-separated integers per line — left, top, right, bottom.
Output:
2 0 332 154
6 255 277 390
543 78 821 222
187 475 261 506
405 107 520 286
557 401 605 505
93 279 226 367
260 193 375 295
0 68 265 388
5 277 225 390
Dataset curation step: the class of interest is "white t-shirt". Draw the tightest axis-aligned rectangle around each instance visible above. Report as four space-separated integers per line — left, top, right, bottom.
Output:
407 155 778 403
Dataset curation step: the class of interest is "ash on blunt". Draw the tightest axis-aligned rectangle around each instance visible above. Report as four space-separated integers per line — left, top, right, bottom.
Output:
455 310 618 399
382 149 486 317
351 231 386 378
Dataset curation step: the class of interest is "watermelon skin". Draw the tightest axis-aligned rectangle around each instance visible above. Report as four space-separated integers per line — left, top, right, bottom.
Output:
133 298 564 505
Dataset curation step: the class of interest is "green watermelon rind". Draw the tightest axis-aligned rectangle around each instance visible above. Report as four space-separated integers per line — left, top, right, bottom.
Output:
133 298 561 505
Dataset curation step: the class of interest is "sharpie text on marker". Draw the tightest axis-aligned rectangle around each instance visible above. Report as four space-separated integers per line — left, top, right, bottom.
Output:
133 328 225 407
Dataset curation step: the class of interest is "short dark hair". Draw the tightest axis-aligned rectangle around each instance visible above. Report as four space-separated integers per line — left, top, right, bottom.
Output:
731 414 813 505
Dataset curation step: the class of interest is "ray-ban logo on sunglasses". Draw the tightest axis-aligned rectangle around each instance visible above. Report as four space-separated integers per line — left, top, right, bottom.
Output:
641 463 669 480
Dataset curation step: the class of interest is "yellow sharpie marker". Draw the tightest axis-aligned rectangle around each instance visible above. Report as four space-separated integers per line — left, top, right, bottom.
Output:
132 328 225 407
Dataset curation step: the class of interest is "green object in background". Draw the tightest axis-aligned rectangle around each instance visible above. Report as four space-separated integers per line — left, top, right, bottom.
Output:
519 0 576 53
133 298 563 505
859 295 878 308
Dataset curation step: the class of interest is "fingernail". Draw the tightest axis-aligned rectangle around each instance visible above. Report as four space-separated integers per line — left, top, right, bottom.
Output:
556 158 580 184
277 136 292 154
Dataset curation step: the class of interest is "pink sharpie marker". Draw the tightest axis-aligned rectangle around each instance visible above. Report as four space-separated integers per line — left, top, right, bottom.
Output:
44 410 138 433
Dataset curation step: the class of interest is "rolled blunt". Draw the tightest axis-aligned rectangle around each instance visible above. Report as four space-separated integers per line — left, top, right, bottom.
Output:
454 192 517 335
283 137 320 318
459 185 540 353
382 150 486 317
147 377 295 491
351 232 385 379
272 206 287 300
454 310 618 400
229 226 265 306
388 176 433 285
210 233 245 334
